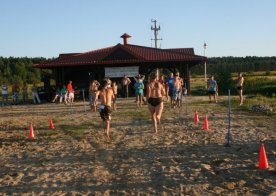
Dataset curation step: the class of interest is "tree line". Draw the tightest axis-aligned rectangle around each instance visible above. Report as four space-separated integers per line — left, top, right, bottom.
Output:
191 56 276 75
0 57 48 85
0 56 275 86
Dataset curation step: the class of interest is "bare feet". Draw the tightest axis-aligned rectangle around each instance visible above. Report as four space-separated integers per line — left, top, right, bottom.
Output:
105 132 110 141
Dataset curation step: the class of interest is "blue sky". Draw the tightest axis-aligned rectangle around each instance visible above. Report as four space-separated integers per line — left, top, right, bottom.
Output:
1 0 275 58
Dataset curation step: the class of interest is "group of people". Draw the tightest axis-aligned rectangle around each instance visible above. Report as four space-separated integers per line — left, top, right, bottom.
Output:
91 72 245 140
1 72 245 140
87 72 186 140
207 73 244 105
52 81 74 104
1 82 40 105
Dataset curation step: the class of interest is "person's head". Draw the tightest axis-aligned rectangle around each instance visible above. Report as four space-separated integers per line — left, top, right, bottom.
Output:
170 72 174 78
107 79 112 87
149 73 157 82
98 80 108 91
175 72 180 77
69 80 72 84
238 72 243 77
210 75 214 80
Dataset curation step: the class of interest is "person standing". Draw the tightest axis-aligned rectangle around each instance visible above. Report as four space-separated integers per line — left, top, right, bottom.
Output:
207 76 218 103
59 85 68 104
147 73 166 133
134 76 144 108
121 75 131 98
98 79 115 141
89 80 100 111
67 80 74 103
165 72 175 107
237 72 244 106
112 81 118 111
12 83 20 105
22 82 28 103
1 82 8 106
173 72 183 108
32 83 41 104
134 74 146 103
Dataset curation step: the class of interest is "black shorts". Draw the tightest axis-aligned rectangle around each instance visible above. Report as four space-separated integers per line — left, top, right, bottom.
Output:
208 91 216 95
100 105 112 121
237 86 243 91
168 89 174 97
148 97 162 107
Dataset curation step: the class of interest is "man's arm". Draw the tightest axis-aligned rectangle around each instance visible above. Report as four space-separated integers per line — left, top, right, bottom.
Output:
127 78 131 85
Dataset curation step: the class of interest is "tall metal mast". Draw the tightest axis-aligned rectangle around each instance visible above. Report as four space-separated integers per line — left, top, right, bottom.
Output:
151 19 162 79
151 19 162 48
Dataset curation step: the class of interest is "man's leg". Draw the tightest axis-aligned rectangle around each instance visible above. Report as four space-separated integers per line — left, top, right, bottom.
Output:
148 104 157 133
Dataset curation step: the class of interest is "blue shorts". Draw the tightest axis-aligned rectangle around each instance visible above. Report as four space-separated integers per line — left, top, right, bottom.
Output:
173 89 182 100
2 94 8 98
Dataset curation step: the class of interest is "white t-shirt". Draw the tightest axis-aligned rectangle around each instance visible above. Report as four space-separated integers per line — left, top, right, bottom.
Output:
2 84 8 95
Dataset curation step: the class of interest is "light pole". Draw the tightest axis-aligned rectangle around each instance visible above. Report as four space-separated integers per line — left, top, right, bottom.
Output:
203 42 207 89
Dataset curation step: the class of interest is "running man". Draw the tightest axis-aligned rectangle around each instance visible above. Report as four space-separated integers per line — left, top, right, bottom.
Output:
98 80 115 141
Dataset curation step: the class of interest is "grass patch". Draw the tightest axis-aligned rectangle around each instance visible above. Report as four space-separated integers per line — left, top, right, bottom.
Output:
58 124 88 138
220 95 275 115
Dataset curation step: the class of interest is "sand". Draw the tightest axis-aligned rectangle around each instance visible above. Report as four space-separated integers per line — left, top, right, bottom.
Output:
0 97 275 195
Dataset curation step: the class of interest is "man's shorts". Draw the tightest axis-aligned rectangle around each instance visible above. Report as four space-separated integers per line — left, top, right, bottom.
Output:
2 94 8 98
208 91 216 95
173 89 182 101
168 89 174 97
99 105 112 121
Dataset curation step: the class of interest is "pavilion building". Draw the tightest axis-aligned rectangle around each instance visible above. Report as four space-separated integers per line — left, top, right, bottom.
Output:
35 33 206 96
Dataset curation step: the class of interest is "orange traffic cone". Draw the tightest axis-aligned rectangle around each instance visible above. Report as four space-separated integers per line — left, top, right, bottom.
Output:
203 115 209 130
29 123 35 139
258 143 269 169
194 111 199 124
49 118 55 129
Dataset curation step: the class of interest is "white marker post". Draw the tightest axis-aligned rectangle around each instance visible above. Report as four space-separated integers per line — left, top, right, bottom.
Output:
225 89 231 147
82 88 86 113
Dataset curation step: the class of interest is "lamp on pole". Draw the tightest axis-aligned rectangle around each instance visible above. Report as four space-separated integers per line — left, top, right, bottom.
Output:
203 42 208 89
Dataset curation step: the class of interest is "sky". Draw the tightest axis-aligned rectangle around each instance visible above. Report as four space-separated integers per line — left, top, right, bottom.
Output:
1 0 276 58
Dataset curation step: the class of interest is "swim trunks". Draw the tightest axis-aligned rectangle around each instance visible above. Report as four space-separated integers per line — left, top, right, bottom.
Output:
237 86 243 91
99 105 112 121
148 97 162 107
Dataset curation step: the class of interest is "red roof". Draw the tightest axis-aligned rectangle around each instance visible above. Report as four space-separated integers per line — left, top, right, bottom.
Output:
35 44 205 68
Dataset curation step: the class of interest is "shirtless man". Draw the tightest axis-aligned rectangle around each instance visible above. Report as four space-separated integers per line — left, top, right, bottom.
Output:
173 72 183 108
112 81 118 110
121 75 131 98
89 80 100 112
237 72 244 106
98 80 115 141
147 73 166 133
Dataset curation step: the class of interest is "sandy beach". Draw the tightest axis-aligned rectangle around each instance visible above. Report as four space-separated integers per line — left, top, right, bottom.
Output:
0 97 275 195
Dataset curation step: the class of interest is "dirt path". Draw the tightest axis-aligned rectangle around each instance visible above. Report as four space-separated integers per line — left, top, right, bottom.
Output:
0 97 275 195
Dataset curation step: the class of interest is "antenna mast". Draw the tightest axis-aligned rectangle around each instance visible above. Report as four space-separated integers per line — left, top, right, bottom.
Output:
151 19 162 80
151 19 162 48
